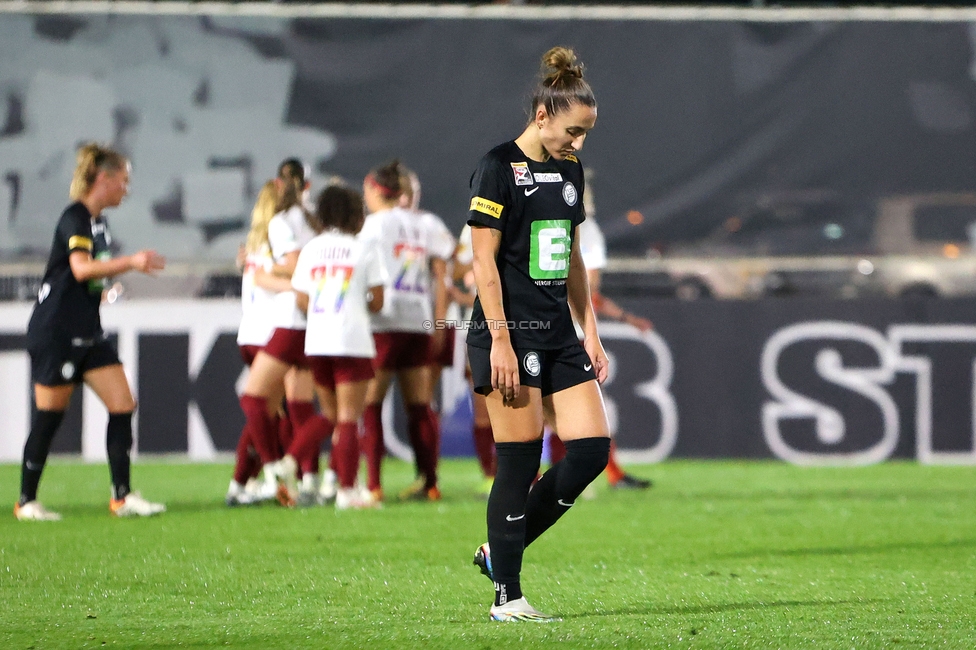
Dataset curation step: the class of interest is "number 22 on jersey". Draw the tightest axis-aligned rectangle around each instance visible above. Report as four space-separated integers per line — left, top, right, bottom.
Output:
310 264 354 313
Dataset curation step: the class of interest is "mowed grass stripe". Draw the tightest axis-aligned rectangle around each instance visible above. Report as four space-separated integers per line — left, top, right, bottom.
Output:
1 460 974 649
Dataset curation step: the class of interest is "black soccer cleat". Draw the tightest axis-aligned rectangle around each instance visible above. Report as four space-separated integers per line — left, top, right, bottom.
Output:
611 473 653 490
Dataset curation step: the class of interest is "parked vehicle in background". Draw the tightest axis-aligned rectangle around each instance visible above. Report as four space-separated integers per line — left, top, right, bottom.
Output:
604 191 976 300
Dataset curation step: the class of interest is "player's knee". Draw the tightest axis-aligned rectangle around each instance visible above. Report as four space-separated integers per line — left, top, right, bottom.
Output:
564 436 611 485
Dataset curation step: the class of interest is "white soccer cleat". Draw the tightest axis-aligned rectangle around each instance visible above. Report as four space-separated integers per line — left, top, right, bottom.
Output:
297 472 322 507
110 492 166 517
276 455 299 507
490 597 558 623
318 469 337 503
245 477 276 503
335 487 381 510
225 480 257 507
14 500 62 521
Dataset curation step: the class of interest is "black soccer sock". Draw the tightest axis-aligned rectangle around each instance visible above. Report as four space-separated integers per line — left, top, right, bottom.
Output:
106 412 133 501
487 440 542 606
19 409 66 506
523 436 611 548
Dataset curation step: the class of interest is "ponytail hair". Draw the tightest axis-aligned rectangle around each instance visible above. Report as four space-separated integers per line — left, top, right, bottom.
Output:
274 156 319 233
365 159 404 201
69 142 127 200
531 47 596 119
245 180 278 255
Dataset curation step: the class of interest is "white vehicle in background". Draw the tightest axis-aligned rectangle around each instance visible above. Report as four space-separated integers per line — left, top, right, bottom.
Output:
605 191 976 300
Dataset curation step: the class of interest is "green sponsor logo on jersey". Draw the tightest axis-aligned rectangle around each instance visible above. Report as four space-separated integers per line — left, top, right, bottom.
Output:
88 251 110 294
529 219 571 280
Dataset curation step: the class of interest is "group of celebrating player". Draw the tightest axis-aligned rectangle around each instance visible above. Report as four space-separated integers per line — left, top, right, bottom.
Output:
16 43 646 623
228 158 464 510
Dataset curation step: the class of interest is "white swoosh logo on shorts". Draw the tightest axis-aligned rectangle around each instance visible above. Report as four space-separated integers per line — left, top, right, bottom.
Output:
506 514 525 521
584 364 592 371
524 187 539 197
558 499 574 507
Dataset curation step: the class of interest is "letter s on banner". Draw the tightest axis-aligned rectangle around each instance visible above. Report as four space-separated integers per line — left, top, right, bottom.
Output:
761 321 899 466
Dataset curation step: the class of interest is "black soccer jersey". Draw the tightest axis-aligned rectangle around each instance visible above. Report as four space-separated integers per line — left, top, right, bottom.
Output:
466 141 585 350
27 202 112 342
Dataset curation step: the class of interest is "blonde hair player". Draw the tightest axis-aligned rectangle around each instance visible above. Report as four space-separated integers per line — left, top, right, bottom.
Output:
17 142 167 521
226 180 281 506
237 160 331 507
466 47 609 622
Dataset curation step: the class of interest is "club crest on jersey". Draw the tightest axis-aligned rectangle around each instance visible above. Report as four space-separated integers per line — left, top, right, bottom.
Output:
562 182 578 206
61 362 75 381
523 351 541 377
511 162 533 186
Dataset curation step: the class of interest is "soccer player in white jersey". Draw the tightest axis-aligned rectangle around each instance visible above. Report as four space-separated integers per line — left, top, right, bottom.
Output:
547 178 654 490
452 224 497 495
237 160 330 506
290 185 387 509
399 169 457 485
358 161 455 502
226 181 280 506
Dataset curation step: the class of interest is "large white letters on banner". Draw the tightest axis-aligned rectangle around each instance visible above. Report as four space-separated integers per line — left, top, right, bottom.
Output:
762 321 976 465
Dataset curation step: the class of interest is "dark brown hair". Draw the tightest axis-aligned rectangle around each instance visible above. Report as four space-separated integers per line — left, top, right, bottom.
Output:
316 185 365 235
366 159 403 200
275 156 320 232
531 47 596 118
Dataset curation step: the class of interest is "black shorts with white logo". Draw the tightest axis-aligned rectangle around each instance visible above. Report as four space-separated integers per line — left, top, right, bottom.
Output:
28 334 121 386
468 341 596 397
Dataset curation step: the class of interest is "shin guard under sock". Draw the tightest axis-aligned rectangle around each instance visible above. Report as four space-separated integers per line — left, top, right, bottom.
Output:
106 412 134 501
288 414 334 475
407 404 438 488
362 404 384 491
233 431 256 485
523 436 611 548
332 422 360 488
239 395 279 464
19 409 66 505
487 440 543 594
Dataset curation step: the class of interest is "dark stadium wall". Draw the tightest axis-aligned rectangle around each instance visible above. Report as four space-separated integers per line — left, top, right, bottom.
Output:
2 13 976 260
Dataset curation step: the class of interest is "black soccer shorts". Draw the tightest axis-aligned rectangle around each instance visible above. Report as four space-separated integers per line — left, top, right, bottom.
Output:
468 341 597 397
29 334 121 386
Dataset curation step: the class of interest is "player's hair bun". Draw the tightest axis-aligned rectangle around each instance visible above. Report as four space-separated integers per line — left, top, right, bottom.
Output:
531 46 596 119
542 47 584 87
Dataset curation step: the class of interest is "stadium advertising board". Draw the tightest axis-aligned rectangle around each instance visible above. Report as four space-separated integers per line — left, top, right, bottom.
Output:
3 298 976 465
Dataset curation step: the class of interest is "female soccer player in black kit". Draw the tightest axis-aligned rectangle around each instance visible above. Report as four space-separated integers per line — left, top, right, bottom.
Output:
15 143 167 521
467 47 610 622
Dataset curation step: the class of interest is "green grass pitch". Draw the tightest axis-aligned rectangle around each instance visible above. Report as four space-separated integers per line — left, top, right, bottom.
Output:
1 459 975 649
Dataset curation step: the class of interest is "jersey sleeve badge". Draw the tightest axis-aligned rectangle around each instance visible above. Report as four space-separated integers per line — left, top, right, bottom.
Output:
510 162 533 186
470 196 503 219
68 235 93 252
